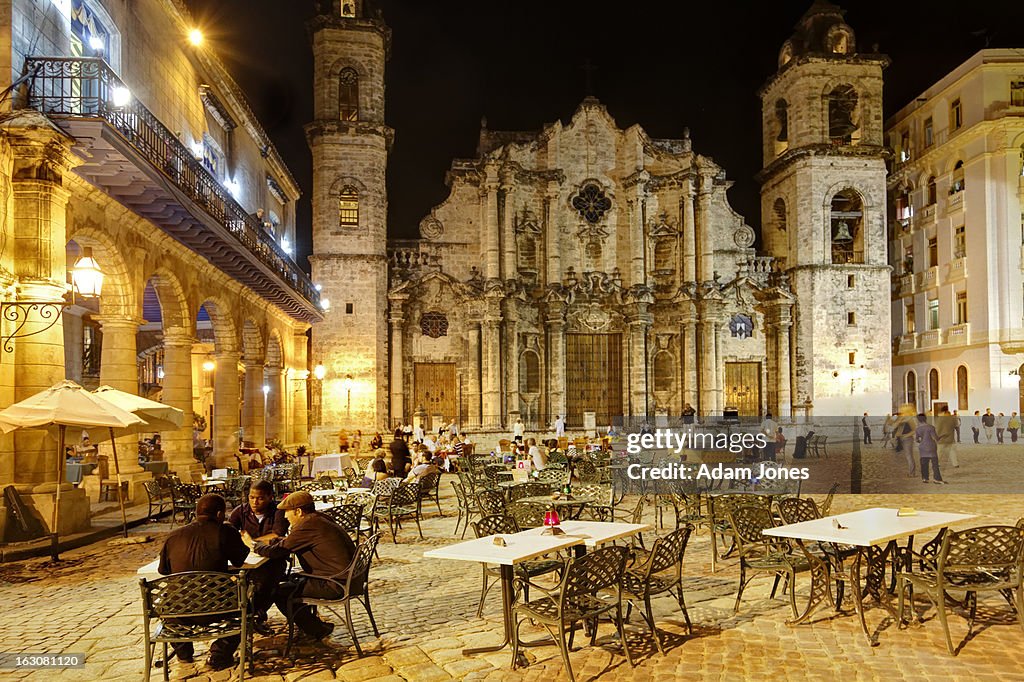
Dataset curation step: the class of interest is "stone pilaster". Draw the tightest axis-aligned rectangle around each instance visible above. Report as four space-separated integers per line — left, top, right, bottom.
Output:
161 327 198 477
95 315 143 476
500 169 516 280
776 316 793 418
242 360 264 446
213 350 241 463
481 302 502 429
681 303 698 408
627 306 652 419
699 301 724 417
682 181 696 282
697 173 715 282
467 323 482 429
265 364 284 441
544 186 560 287
483 180 500 281
290 330 309 445
388 296 407 424
545 301 567 423
503 299 520 421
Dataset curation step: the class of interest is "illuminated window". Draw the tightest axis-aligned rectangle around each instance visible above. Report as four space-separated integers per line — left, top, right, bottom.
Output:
927 237 938 268
905 302 915 334
954 225 965 257
899 130 911 162
951 160 965 194
955 291 968 324
928 298 939 330
339 67 358 121
338 186 358 228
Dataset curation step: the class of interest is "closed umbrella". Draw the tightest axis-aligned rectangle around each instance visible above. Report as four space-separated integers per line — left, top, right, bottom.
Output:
0 380 145 553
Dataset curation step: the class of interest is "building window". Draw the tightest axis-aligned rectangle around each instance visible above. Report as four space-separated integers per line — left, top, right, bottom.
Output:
519 350 541 394
420 311 448 338
201 134 225 181
905 302 915 333
899 130 911 162
954 225 966 258
827 84 858 143
895 187 912 220
1012 80 1024 107
928 298 939 330
951 160 965 194
775 99 788 147
653 239 674 272
847 275 855 288
926 176 937 205
71 0 110 58
338 67 358 121
345 302 354 314
848 351 857 365
653 351 674 393
571 183 612 224
923 117 934 149
338 186 358 227
927 237 938 268
950 98 962 131
955 291 968 324
903 245 914 274
847 311 856 326
906 370 917 407
929 368 939 403
517 234 538 271
956 365 968 411
829 190 863 264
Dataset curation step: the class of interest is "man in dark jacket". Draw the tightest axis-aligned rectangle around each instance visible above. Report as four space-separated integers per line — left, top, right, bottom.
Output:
244 491 356 640
389 437 412 477
158 493 248 670
226 481 289 632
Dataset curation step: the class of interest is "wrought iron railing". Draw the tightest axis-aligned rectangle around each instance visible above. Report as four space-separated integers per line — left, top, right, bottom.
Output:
22 57 320 308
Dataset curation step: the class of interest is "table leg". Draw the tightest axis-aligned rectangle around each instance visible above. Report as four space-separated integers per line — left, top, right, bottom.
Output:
850 541 903 646
463 564 514 655
785 540 831 626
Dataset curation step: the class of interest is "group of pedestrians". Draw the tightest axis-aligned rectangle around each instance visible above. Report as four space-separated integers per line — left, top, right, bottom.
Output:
967 408 1021 444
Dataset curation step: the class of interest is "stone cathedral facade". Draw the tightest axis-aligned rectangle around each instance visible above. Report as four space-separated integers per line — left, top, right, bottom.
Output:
309 0 892 433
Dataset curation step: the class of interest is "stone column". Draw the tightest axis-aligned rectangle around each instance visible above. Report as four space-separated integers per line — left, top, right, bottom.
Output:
681 305 698 408
500 170 516 280
467 323 482 429
777 318 793 418
630 191 647 285
388 297 406 425
545 301 567 423
265 365 284 441
504 300 520 423
290 330 309 445
697 173 715 282
627 306 652 420
483 180 500 281
682 182 696 282
96 315 142 476
544 187 560 287
481 305 502 429
699 303 724 417
213 350 241 464
161 327 198 477
242 360 264 447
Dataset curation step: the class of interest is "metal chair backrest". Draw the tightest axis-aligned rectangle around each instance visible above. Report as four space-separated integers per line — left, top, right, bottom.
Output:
507 483 532 503
451 481 471 510
572 484 613 505
345 533 381 598
473 513 519 537
143 479 162 499
561 545 629 603
524 481 553 497
476 489 506 515
141 571 247 620
645 525 693 576
509 502 545 529
819 482 840 516
537 468 568 485
418 471 440 496
777 497 820 525
172 481 202 502
371 477 402 498
937 525 1024 576
344 490 376 514
324 503 363 535
728 503 780 555
391 480 420 508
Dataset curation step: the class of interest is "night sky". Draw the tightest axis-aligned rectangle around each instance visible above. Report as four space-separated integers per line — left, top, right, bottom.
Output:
183 0 1024 273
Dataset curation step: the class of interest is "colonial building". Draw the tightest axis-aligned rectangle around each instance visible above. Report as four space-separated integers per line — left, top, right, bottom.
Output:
310 0 891 434
886 50 1024 415
0 0 321 537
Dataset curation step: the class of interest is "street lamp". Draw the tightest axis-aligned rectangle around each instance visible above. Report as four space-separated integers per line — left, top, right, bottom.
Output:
262 383 270 446
314 364 326 381
343 374 353 420
1 247 104 358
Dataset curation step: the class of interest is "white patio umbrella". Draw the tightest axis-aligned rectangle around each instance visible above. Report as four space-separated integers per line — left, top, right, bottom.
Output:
92 385 184 433
0 380 145 551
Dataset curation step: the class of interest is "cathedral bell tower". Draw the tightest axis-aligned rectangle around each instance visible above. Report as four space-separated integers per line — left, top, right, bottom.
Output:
758 1 892 416
307 0 392 432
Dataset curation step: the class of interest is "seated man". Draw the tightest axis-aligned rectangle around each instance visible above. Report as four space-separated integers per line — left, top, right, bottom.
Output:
406 452 439 481
243 491 356 641
158 493 248 670
226 481 289 633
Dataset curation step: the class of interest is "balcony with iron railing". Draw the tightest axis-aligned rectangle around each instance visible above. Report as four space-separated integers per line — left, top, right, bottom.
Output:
22 57 322 322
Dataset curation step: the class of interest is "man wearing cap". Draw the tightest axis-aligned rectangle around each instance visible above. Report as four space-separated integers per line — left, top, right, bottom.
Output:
242 491 356 641
158 493 248 670
226 481 289 633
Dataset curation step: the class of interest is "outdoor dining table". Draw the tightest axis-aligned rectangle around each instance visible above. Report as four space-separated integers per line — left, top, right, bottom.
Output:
136 551 268 580
311 453 355 478
763 507 977 645
423 520 648 662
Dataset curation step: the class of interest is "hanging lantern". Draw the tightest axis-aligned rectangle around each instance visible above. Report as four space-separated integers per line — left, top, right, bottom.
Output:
71 247 104 298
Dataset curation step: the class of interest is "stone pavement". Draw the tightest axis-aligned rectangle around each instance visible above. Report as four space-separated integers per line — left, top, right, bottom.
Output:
1 478 1024 681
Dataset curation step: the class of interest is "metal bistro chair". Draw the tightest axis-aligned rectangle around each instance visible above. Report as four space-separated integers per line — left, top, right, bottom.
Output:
284 534 382 659
142 479 171 521
508 501 547 529
140 570 254 681
323 503 364 543
375 480 423 543
417 470 443 517
451 481 480 539
776 497 857 610
476 488 507 516
471 514 563 617
729 503 824 621
898 524 1024 655
343 490 378 545
170 481 202 525
618 525 694 653
511 544 634 682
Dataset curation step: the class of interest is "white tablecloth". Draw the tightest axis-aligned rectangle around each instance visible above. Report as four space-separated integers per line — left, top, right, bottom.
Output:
311 454 354 477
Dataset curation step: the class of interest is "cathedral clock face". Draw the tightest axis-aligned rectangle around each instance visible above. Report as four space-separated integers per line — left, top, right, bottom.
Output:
729 314 754 339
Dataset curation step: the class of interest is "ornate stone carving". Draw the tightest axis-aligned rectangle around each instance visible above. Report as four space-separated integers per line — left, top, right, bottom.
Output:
569 304 612 332
733 225 756 248
729 314 754 339
420 216 444 240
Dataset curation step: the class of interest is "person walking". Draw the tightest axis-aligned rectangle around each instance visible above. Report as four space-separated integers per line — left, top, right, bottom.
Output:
995 412 1007 444
861 412 872 445
935 407 959 469
553 415 565 438
916 414 946 484
881 413 897 449
971 410 982 444
895 407 916 477
951 410 961 443
982 408 995 443
1009 412 1021 443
